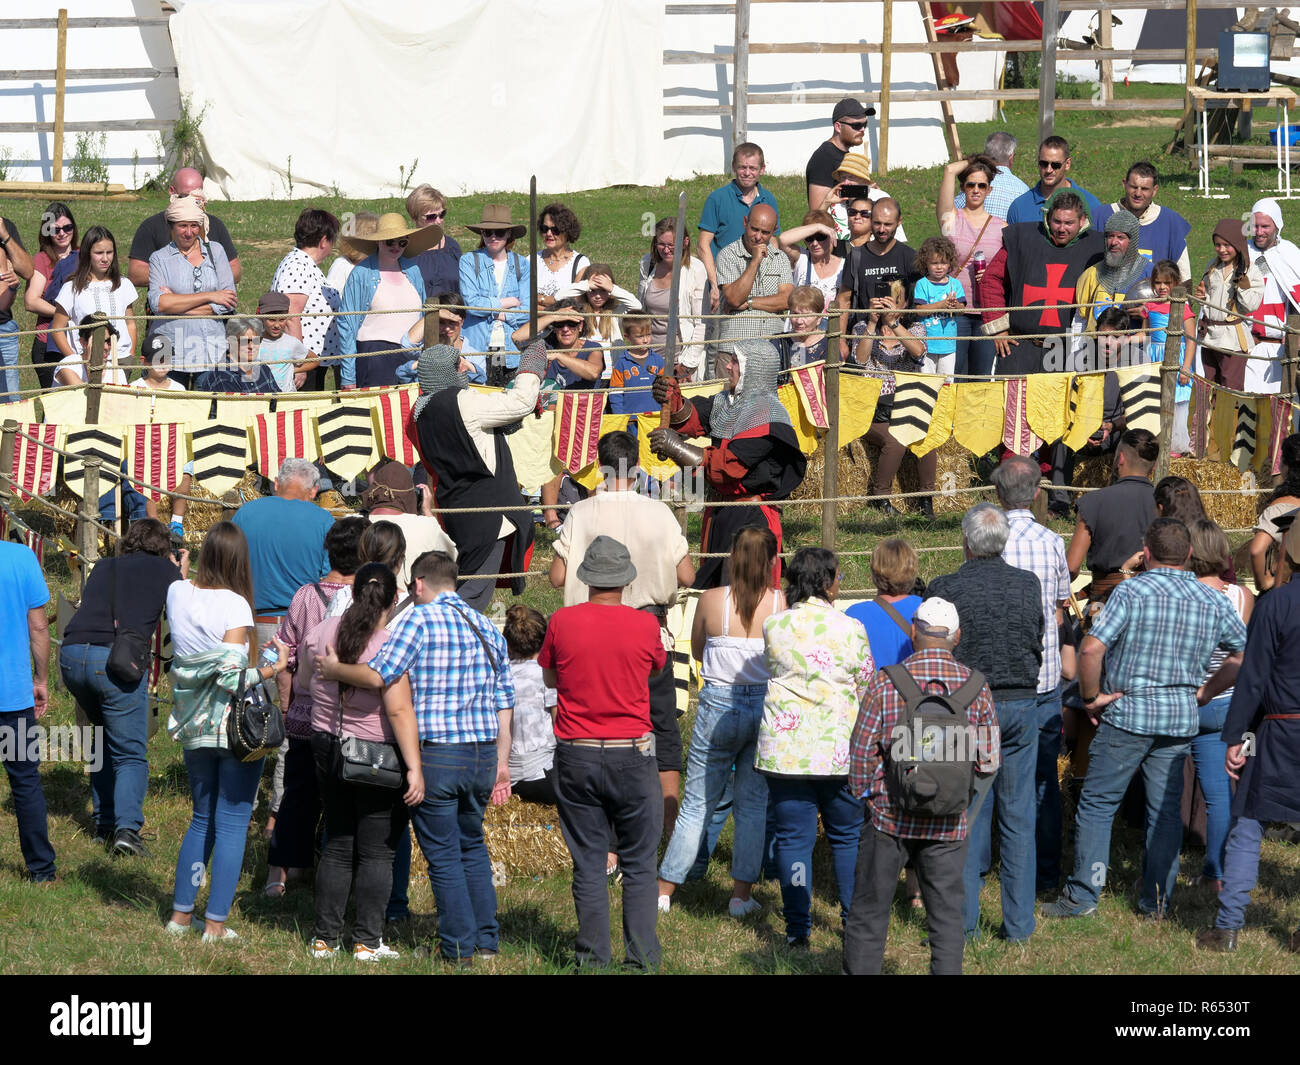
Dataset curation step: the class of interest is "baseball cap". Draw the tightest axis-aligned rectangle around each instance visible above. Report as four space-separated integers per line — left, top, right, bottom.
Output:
913 597 960 636
833 97 876 121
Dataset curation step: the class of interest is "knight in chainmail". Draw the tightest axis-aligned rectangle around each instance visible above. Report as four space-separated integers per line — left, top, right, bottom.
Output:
1070 209 1154 335
649 339 806 589
410 340 548 611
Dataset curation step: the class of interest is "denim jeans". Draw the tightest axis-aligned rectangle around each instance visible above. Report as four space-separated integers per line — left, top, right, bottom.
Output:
97 461 148 525
1216 817 1263 929
408 741 498 960
1035 686 1064 893
1190 695 1232 881
659 682 768 885
59 642 150 833
554 741 663 969
954 313 996 378
0 707 56 880
963 694 1037 940
387 825 413 921
0 319 18 402
172 747 264 922
767 776 864 940
1063 721 1189 913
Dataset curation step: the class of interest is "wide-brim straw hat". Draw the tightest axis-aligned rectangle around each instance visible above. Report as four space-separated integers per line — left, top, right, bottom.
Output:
833 151 875 184
338 212 443 260
465 203 527 240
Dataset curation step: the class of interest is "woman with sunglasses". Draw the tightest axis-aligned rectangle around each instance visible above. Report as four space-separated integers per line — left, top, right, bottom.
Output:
335 213 440 390
24 202 78 389
459 204 531 385
778 209 843 327
146 197 236 388
51 226 139 379
405 184 462 297
637 217 707 380
534 203 589 311
937 154 1006 378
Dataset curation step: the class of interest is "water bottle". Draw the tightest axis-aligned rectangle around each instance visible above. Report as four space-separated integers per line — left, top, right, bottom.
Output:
971 250 986 275
259 643 279 669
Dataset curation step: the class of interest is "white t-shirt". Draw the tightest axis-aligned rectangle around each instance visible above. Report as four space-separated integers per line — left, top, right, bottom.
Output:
167 581 255 655
324 256 355 293
131 375 186 391
54 277 138 362
792 252 843 319
56 352 128 386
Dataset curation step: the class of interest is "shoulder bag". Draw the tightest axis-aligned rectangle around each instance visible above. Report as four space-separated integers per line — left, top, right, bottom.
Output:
106 559 152 686
226 663 286 763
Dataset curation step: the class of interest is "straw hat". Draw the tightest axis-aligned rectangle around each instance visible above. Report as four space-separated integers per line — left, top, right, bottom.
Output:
465 203 527 240
338 212 443 260
833 152 875 184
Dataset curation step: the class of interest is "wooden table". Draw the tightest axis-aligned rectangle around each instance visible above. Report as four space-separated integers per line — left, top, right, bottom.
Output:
1187 87 1300 199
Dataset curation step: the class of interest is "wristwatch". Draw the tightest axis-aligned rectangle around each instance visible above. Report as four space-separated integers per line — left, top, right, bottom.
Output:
745 297 753 311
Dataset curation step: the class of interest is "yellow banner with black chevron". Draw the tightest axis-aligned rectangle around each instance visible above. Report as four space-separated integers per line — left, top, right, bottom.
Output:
62 425 124 499
188 422 251 498
1113 364 1161 435
1061 373 1107 452
314 404 378 481
888 374 942 449
953 381 1006 456
911 382 956 458
1230 396 1262 471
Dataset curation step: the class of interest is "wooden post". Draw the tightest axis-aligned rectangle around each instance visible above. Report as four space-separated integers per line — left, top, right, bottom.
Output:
422 302 439 354
733 0 750 150
77 457 101 598
821 339 841 552
84 320 106 426
528 175 538 343
0 419 15 509
1098 9 1113 110
53 8 68 184
1285 313 1300 405
1154 295 1187 485
1038 0 1060 146
1185 0 1198 96
879 0 893 177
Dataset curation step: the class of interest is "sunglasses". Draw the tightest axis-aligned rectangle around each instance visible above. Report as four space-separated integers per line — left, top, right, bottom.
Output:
53 224 75 235
540 225 562 236
383 238 408 248
807 233 831 243
963 181 989 190
1038 159 1064 170
481 229 509 238
423 210 446 223
846 208 871 218
554 320 582 330
839 119 867 131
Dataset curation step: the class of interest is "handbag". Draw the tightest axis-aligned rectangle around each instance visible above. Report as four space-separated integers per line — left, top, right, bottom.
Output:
226 663 286 763
106 559 151 685
334 683 404 791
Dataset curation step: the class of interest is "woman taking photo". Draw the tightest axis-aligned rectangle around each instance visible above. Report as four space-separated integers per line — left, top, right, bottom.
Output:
937 154 1005 377
756 546 873 949
146 197 237 388
534 202 589 309
658 528 783 917
300 562 424 961
60 519 185 855
166 521 285 943
459 204 531 384
24 201 78 389
50 226 138 379
637 217 707 381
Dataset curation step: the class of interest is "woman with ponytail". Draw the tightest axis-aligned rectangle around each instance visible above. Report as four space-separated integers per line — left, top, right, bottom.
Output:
300 561 424 962
1250 433 1300 592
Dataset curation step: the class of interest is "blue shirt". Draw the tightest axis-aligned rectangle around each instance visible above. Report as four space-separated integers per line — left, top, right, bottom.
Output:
369 591 514 744
954 164 1031 221
845 596 921 669
230 496 333 615
458 249 532 365
0 542 49 713
698 180 781 255
912 276 965 355
1005 181 1102 226
607 349 665 415
146 241 237 371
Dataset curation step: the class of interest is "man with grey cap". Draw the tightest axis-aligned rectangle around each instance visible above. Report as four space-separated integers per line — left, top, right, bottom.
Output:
845 597 1000 975
538 535 667 970
411 340 547 613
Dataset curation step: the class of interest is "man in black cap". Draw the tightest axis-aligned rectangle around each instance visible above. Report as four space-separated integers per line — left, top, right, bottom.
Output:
806 97 876 213
539 535 667 970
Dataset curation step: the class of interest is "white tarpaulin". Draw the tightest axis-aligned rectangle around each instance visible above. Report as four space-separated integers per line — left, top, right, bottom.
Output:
171 0 665 200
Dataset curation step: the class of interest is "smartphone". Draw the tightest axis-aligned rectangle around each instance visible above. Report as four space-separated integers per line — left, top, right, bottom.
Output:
840 183 873 201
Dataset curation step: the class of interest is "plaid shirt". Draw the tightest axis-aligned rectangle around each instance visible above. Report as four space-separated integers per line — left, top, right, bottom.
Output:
1090 568 1248 737
715 238 794 346
1002 510 1070 694
849 649 1000 842
953 164 1031 221
368 591 513 744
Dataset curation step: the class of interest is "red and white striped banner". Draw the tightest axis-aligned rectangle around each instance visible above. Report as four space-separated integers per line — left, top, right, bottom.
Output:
553 391 604 474
789 363 830 430
252 409 317 479
129 423 184 502
1266 396 1294 475
12 423 61 502
372 386 418 466
1001 378 1042 456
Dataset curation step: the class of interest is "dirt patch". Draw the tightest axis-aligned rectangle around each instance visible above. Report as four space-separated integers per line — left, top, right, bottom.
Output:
1100 117 1181 128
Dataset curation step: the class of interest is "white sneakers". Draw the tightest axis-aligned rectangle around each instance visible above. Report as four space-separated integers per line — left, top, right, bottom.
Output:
311 939 339 959
201 928 239 943
728 897 761 918
353 940 400 962
657 895 671 913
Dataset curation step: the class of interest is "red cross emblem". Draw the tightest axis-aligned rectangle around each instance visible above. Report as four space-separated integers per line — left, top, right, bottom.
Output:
1023 263 1075 328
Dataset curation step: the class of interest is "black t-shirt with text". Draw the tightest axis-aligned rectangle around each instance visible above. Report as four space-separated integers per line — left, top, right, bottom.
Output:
841 240 917 311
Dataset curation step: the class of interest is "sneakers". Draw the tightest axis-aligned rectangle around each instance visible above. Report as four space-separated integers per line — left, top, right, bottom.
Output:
311 939 339 959
165 920 191 937
657 894 671 914
201 928 240 943
728 896 761 918
111 828 150 858
1195 928 1239 952
354 940 400 962
1039 897 1097 919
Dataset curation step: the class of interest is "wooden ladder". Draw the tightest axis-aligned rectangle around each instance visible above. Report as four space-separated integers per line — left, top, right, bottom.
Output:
918 0 963 160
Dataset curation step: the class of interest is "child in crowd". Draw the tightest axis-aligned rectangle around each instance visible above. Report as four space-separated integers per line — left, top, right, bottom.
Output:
911 236 965 376
257 291 314 392
782 285 828 371
54 314 129 387
133 337 193 532
397 293 486 385
607 315 663 416
1195 219 1263 392
1143 260 1197 456
555 263 641 380
504 604 559 805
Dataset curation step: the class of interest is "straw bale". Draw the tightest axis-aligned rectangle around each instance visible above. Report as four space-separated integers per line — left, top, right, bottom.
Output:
482 796 572 878
793 436 982 518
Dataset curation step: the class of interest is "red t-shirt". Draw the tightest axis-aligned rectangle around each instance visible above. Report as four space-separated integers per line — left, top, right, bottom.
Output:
538 602 666 741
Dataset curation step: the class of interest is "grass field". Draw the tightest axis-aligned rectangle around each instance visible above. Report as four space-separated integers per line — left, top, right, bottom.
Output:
3 91 1300 974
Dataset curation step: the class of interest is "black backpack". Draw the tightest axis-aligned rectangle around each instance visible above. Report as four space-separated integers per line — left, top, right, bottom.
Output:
882 664 987 817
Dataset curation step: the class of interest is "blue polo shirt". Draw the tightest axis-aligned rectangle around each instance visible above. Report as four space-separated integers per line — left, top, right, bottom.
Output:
0 542 49 713
698 180 781 254
230 496 333 615
1005 181 1102 226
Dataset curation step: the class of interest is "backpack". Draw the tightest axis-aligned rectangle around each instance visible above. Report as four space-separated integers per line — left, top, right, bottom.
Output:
881 663 987 817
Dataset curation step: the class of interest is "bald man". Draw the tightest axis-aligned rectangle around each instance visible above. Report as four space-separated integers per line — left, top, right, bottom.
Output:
713 204 793 368
128 167 242 287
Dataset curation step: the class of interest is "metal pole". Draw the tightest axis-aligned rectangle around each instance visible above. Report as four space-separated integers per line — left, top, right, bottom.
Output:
660 192 688 417
733 0 751 150
1038 0 1060 147
53 8 67 184
879 0 893 177
528 175 538 342
1154 295 1187 485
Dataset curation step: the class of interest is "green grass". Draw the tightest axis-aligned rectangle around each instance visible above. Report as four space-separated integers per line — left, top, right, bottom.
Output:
3 95 1297 973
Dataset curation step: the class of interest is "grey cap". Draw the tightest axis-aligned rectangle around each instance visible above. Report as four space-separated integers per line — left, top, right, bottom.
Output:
575 534 638 588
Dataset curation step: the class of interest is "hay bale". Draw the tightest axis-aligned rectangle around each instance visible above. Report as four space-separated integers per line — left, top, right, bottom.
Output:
1169 456 1259 531
482 796 572 878
794 435 982 517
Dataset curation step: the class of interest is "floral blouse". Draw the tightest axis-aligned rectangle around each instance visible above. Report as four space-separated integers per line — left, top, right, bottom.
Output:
850 320 926 397
755 600 874 778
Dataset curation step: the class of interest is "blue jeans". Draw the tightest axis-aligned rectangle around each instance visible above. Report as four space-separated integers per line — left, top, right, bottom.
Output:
1035 686 1064 892
0 319 18 402
59 642 149 833
659 682 768 885
954 313 996 378
963 694 1038 940
1190 695 1232 881
767 776 864 940
0 707 56 879
1216 816 1264 929
1063 721 1189 913
408 741 498 960
172 747 263 922
98 460 148 526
